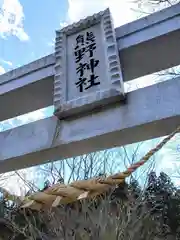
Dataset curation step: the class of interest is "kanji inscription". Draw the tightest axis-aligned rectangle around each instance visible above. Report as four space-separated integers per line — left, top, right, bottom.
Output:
54 8 124 119
74 31 100 93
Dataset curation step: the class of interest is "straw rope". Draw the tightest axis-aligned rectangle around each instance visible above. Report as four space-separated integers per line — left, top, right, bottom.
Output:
2 125 180 211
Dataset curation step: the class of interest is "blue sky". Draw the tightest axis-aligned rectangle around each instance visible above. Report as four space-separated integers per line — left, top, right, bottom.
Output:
0 0 179 194
0 0 172 73
0 0 68 71
0 0 154 125
0 0 152 73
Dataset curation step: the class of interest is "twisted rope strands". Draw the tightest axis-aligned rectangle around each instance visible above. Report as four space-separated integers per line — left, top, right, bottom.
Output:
2 125 180 210
17 125 180 209
100 125 180 184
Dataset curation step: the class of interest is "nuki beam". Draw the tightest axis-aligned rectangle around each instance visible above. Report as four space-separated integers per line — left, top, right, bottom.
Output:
0 77 180 174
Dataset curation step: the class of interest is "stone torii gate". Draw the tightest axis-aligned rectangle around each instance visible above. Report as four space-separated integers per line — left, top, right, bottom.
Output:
0 4 180 174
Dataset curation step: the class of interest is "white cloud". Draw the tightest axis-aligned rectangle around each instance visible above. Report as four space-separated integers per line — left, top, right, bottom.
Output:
60 21 68 28
0 108 47 132
0 0 29 41
0 109 49 195
136 0 178 15
0 58 12 66
0 65 5 74
0 171 28 196
0 168 39 196
155 135 180 179
66 0 138 27
47 37 55 47
14 109 46 124
63 0 165 93
64 0 178 31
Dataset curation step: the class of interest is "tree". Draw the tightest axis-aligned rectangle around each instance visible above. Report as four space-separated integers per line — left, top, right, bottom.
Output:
1 169 180 239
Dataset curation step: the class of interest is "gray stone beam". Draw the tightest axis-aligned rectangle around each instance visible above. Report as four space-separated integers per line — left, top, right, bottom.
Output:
1 3 180 121
0 55 54 121
0 77 179 173
117 3 180 80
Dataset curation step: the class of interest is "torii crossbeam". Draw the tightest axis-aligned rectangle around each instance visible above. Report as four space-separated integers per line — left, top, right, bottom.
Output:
0 4 180 173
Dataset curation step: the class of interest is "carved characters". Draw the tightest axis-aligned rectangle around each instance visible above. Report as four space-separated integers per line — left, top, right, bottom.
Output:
74 31 100 92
